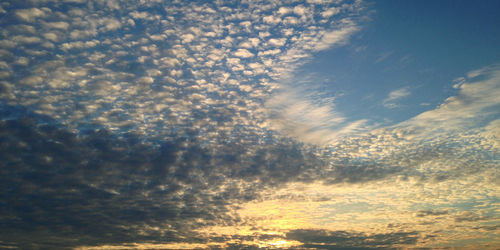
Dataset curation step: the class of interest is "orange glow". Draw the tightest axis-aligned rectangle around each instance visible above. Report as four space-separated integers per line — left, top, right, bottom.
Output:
258 239 302 248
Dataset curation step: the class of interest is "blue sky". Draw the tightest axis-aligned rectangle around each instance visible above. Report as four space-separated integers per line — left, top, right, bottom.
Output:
293 0 500 126
0 0 499 249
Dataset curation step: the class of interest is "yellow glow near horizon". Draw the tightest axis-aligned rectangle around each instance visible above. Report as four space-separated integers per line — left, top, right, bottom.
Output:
259 239 302 248
80 178 499 249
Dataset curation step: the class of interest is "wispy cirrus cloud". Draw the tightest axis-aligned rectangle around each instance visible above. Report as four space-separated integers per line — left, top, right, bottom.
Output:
400 65 500 135
383 87 411 108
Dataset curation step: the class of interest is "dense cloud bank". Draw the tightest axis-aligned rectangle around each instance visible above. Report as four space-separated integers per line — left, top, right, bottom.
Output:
0 111 423 248
4 107 498 248
0 114 305 247
286 229 419 249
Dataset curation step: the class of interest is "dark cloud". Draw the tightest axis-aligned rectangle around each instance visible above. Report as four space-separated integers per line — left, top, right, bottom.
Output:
0 103 429 248
472 225 500 231
415 210 449 217
286 229 419 249
454 212 490 223
323 163 403 184
0 110 401 248
0 117 228 248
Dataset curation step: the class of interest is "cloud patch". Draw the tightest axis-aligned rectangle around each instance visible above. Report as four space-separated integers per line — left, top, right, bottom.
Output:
383 87 411 108
286 229 419 249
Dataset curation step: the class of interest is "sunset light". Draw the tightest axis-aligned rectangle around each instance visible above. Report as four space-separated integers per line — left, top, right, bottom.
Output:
0 0 499 249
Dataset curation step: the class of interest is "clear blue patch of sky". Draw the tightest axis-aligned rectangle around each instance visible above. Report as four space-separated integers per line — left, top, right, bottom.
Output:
293 0 500 126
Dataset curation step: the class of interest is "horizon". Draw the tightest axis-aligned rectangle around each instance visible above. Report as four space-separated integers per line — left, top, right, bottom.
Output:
0 0 499 249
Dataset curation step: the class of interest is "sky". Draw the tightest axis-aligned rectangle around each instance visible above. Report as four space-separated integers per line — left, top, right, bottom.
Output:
0 0 499 249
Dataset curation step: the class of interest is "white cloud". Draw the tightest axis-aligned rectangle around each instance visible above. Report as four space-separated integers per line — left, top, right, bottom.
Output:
225 57 241 65
403 66 500 132
268 38 287 47
130 11 156 21
233 49 254 58
48 79 70 88
137 76 154 86
160 57 180 67
181 33 195 43
44 21 70 30
10 24 36 34
283 16 300 25
0 40 17 48
258 49 281 57
375 51 394 63
383 87 411 108
90 80 121 96
248 37 260 47
60 40 99 51
263 15 281 24
99 18 121 31
481 119 500 150
0 61 10 70
266 86 368 145
259 31 271 38
15 8 47 22
11 35 42 44
307 0 329 4
452 76 466 89
204 31 216 37
170 69 183 78
277 7 292 15
0 72 11 80
239 41 254 49
313 24 359 51
239 84 253 92
293 5 308 16
19 76 43 86
14 57 30 66
322 7 340 18
70 29 97 40
4 0 368 148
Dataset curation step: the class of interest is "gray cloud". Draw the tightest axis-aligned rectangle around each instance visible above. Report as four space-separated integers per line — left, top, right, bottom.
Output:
286 229 419 249
0 116 237 247
0 106 420 248
415 210 449 217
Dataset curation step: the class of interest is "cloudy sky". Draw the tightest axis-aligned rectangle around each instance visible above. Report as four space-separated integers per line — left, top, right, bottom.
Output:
0 0 499 249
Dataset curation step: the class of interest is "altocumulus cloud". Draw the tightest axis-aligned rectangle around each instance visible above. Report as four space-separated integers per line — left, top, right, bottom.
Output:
0 107 401 248
0 0 499 249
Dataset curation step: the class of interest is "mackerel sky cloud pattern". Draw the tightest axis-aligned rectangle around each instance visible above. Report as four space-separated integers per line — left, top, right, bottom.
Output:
0 0 499 249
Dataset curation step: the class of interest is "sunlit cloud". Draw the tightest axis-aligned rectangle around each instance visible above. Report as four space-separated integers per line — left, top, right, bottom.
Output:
0 0 499 249
383 87 411 108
